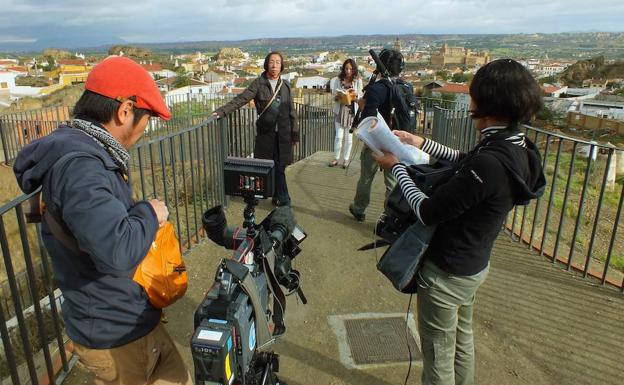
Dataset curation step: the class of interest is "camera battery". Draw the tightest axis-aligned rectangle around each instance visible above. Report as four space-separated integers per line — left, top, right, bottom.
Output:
191 320 236 385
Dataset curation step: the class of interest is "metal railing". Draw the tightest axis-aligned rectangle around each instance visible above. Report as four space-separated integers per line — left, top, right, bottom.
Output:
0 101 334 385
0 91 335 165
433 106 624 293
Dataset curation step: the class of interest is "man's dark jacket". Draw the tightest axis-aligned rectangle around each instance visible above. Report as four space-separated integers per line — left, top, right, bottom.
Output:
13 125 161 349
215 72 299 165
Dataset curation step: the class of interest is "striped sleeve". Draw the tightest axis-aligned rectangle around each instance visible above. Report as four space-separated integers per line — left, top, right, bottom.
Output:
421 138 461 162
391 163 428 225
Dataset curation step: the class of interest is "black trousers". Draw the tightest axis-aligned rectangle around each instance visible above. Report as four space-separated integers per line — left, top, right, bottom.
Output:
273 135 291 205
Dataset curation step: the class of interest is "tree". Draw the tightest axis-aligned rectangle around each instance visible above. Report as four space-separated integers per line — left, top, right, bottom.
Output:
451 72 473 83
535 104 564 126
440 93 456 102
435 70 450 81
539 75 556 85
173 74 191 88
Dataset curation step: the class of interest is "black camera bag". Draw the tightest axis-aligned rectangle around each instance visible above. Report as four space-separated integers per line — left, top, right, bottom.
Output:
375 160 456 294
376 160 456 243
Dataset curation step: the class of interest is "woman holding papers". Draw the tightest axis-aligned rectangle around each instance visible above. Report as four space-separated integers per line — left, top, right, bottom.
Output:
374 59 546 385
328 59 362 168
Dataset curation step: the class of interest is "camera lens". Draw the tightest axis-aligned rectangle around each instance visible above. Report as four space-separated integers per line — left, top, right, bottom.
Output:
203 205 227 247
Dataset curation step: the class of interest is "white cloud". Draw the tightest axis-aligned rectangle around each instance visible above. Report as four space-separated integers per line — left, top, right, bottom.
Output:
0 0 622 43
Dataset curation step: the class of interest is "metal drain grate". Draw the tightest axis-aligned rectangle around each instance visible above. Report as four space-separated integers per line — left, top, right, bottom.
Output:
344 316 421 365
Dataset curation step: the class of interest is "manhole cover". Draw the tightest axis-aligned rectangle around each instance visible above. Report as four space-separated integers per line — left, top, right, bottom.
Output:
344 316 421 365
328 313 422 368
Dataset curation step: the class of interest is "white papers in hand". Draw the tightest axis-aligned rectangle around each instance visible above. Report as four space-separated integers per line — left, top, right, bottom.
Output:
355 113 429 165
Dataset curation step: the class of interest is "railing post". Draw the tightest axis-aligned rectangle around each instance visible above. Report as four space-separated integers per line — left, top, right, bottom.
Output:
217 117 228 204
0 118 8 164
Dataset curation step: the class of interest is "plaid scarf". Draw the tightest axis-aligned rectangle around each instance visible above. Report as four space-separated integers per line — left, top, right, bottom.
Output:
71 118 130 175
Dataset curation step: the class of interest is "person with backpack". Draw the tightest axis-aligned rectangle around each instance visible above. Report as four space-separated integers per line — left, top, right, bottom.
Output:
328 58 363 168
13 57 192 385
348 48 407 222
374 59 546 385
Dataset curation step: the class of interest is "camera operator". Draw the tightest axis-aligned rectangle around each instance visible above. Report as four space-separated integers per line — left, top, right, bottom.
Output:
14 57 192 385
348 48 404 222
374 59 546 385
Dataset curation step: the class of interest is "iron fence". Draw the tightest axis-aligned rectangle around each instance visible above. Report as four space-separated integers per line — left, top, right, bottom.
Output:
0 99 333 385
433 106 624 293
0 92 335 166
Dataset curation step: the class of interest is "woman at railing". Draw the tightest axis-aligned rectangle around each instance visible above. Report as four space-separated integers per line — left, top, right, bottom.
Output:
212 51 299 207
374 59 546 385
328 58 362 168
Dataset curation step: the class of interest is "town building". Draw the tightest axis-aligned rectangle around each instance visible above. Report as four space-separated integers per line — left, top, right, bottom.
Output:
295 76 330 90
430 44 490 66
0 71 18 91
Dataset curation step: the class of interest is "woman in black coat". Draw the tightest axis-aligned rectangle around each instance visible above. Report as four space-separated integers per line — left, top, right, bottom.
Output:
213 51 299 206
375 59 545 385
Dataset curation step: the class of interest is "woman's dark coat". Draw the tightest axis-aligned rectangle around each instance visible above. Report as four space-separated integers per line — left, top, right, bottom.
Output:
215 72 299 165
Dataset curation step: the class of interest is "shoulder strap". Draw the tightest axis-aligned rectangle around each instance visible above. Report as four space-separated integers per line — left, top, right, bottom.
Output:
41 151 91 255
259 79 284 117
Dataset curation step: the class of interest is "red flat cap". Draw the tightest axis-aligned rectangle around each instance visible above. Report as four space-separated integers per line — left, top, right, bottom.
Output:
86 56 171 120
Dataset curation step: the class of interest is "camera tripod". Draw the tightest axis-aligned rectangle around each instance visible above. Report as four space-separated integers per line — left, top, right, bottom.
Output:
244 351 286 385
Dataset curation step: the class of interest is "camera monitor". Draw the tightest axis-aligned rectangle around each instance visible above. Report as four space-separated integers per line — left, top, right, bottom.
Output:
223 157 275 199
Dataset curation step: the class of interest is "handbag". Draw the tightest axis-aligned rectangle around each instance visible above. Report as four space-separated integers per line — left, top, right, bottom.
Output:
132 221 188 309
377 221 436 293
256 80 283 133
375 160 456 293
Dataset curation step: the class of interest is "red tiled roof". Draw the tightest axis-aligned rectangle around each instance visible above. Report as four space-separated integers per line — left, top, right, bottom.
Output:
542 85 562 94
8 66 27 72
0 60 17 66
436 83 469 94
142 64 163 72
219 87 245 95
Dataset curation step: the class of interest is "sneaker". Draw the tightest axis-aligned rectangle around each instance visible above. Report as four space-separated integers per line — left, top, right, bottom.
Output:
349 204 365 222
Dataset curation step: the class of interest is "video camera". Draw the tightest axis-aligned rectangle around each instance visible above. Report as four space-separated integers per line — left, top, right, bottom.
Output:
191 157 307 385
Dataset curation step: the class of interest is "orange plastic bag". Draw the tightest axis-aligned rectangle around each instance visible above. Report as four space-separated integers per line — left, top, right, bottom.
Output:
133 222 188 309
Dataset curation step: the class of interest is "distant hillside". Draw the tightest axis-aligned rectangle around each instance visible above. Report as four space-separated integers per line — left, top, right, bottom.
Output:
560 56 624 86
134 32 624 59
3 85 83 111
108 45 153 58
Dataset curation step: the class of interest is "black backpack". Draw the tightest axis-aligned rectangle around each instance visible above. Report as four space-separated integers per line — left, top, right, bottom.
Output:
381 78 418 133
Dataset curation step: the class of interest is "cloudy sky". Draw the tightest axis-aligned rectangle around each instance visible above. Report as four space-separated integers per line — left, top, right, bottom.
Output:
1 0 623 44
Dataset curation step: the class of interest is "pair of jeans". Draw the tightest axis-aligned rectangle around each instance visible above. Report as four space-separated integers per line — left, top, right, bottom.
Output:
351 146 396 215
416 260 489 385
72 323 192 385
333 121 353 162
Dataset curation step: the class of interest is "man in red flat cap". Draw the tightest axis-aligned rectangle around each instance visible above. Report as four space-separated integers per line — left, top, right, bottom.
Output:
13 56 192 385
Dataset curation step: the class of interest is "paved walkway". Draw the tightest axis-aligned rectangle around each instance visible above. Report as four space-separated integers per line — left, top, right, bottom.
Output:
65 151 624 385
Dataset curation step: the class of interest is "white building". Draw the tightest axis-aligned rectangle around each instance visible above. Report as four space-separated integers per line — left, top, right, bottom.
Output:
166 81 228 99
295 76 330 90
0 71 18 91
578 100 624 120
314 52 329 63
539 64 568 77
281 72 300 82
154 69 177 79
